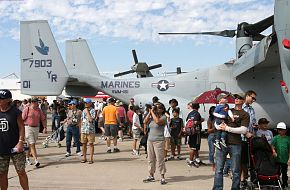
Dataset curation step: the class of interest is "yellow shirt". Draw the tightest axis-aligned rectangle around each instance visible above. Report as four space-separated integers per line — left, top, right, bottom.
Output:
102 105 118 125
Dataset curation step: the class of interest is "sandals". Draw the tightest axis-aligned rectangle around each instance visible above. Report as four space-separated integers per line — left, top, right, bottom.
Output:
81 160 87 163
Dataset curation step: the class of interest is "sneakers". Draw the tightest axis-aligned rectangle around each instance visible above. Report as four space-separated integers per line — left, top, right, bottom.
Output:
65 152 71 157
160 178 167 185
26 158 32 165
214 141 221 150
143 176 155 183
113 148 120 153
186 158 199 168
34 160 40 167
176 156 182 160
132 150 139 155
220 139 227 148
106 149 112 153
76 152 83 156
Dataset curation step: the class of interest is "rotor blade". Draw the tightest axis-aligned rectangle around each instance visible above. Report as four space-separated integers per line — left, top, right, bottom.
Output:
253 33 266 41
244 15 274 36
132 49 138 64
114 70 135 77
148 64 162 70
159 30 236 38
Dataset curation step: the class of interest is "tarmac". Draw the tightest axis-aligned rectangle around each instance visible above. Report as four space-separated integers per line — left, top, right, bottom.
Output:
7 130 233 190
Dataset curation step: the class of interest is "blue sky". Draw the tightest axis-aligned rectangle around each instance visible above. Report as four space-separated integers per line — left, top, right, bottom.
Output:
0 0 274 78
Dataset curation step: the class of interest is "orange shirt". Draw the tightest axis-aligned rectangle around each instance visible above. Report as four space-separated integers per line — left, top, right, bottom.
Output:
102 105 118 125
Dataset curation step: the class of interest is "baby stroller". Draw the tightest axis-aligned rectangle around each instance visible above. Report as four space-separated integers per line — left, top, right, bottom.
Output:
247 136 282 190
42 125 65 148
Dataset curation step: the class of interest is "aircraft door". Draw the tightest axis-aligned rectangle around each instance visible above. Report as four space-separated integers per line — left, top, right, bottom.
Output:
210 82 226 91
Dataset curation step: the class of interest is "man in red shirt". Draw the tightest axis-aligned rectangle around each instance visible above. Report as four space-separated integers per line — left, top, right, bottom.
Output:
22 98 47 167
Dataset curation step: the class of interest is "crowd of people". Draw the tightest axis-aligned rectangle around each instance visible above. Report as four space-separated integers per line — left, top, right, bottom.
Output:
0 89 290 190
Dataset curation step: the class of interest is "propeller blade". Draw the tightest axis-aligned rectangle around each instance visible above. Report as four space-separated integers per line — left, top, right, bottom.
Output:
148 64 162 70
114 70 135 77
159 30 236 38
132 49 138 64
244 15 274 36
253 33 266 41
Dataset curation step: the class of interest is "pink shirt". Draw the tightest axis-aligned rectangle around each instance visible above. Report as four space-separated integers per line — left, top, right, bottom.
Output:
22 106 46 127
117 106 126 118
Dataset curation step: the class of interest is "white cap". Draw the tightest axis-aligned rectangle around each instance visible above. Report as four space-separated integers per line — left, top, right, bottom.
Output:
277 122 287 130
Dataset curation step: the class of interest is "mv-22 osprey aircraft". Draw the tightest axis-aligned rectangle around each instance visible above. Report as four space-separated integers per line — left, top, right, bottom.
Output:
20 0 290 127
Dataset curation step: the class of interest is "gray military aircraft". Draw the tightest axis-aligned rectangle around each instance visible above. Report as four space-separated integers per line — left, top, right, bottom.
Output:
20 0 290 127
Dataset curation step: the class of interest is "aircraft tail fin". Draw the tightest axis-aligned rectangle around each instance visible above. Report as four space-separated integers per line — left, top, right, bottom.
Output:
66 39 100 76
20 20 69 95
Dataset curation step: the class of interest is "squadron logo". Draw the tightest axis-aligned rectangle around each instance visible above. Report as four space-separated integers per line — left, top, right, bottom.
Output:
35 30 49 55
151 80 175 91
0 118 9 132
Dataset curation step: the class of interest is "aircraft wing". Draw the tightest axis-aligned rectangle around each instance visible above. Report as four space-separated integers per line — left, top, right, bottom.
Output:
232 34 278 77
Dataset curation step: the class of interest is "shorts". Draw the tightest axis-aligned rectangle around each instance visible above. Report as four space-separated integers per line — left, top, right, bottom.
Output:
165 137 171 151
104 124 118 137
81 133 95 144
170 136 181 146
241 141 249 165
25 125 40 144
188 134 201 150
132 128 141 139
0 152 26 173
98 117 104 128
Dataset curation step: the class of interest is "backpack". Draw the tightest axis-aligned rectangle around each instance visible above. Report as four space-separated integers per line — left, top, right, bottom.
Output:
184 118 196 136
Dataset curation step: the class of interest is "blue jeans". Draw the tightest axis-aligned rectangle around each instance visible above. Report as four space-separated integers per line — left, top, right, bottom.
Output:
207 133 215 164
223 158 231 174
52 114 60 131
213 144 241 190
66 125 81 153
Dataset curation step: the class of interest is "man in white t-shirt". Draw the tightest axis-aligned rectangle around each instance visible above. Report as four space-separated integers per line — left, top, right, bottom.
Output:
95 98 106 139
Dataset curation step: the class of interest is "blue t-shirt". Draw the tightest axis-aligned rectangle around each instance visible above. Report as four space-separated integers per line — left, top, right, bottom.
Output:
214 104 229 125
0 106 21 155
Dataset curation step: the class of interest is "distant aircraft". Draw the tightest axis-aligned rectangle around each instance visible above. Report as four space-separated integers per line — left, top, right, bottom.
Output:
20 0 290 128
114 49 162 78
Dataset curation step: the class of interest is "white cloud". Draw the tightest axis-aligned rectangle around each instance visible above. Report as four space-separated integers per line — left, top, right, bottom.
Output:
0 0 275 43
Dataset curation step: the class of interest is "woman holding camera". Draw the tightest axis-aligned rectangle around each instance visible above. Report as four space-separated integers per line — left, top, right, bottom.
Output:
143 102 167 185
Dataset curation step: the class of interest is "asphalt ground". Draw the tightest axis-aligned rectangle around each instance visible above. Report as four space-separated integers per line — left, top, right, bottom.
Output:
6 129 238 190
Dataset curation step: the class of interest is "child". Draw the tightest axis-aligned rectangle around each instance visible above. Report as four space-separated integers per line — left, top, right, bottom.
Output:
164 111 171 161
132 106 142 155
256 118 273 144
213 94 234 149
169 108 184 160
271 122 290 189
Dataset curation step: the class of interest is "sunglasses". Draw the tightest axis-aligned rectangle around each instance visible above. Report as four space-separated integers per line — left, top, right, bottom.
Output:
250 96 256 101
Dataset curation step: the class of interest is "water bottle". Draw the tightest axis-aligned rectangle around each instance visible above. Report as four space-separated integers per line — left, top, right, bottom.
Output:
11 147 18 153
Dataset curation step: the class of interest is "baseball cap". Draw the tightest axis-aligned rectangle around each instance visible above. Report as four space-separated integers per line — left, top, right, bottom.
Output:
258 118 270 125
0 89 12 99
217 93 229 102
233 93 245 100
31 97 39 102
277 122 287 130
68 100 77 105
84 98 92 103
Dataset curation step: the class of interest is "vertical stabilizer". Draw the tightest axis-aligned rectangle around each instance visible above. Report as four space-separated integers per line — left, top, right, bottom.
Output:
66 39 100 76
20 20 69 95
